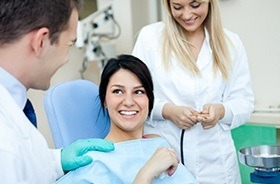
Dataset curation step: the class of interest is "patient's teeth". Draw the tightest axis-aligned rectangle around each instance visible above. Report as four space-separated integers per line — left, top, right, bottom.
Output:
120 111 136 115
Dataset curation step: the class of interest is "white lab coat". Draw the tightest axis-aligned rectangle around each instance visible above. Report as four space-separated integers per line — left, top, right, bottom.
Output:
132 22 254 184
0 83 64 183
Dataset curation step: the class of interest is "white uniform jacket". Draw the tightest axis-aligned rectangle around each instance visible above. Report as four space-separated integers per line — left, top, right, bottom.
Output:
0 84 64 183
132 22 254 184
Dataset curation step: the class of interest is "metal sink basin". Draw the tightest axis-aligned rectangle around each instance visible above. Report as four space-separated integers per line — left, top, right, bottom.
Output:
238 145 280 171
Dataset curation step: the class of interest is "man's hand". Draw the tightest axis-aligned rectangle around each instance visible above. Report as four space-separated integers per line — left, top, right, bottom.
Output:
61 138 114 171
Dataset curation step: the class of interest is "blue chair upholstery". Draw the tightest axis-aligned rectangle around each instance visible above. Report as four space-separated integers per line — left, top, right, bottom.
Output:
44 79 110 148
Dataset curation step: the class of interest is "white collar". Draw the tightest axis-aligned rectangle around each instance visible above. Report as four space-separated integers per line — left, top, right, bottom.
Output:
204 27 212 52
0 67 27 109
195 27 213 70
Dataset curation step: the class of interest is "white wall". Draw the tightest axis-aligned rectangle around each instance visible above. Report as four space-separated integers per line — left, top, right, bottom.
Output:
98 0 161 54
219 0 280 109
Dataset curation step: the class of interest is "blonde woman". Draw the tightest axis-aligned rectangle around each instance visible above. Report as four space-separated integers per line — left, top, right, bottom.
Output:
132 0 254 183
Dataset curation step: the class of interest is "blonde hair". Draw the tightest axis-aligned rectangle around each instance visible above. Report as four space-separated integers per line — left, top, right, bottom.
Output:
162 0 231 80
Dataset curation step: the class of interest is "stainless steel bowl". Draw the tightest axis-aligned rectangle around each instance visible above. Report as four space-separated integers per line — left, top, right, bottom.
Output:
238 145 280 171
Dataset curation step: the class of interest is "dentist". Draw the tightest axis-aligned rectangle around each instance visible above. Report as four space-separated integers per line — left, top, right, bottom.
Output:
0 0 114 183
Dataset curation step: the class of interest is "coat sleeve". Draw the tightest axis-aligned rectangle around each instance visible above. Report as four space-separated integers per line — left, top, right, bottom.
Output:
132 26 153 71
52 149 65 181
219 34 254 130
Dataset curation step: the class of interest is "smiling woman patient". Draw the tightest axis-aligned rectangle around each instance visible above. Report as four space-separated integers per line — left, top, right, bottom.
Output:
55 54 197 184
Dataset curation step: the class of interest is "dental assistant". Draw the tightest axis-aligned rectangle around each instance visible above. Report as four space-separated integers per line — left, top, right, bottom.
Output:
132 0 254 183
0 0 114 183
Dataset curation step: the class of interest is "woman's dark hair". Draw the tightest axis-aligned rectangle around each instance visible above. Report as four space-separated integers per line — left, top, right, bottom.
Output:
99 54 154 117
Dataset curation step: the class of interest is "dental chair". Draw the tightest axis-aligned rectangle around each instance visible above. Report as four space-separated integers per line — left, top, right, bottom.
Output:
44 79 110 148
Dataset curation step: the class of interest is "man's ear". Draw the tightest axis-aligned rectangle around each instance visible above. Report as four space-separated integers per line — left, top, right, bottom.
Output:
30 27 50 57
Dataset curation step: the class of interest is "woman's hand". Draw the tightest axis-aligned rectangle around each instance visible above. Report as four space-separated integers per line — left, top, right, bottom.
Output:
163 103 199 130
198 103 225 130
133 147 179 184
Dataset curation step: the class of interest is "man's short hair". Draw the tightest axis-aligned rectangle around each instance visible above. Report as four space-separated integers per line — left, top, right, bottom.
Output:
0 0 83 46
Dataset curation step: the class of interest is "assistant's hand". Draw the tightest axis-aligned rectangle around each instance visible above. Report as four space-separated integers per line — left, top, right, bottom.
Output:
133 147 179 184
198 103 225 130
163 103 199 130
61 138 114 171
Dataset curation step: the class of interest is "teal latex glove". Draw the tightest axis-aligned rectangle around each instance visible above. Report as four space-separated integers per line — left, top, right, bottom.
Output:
61 138 114 171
